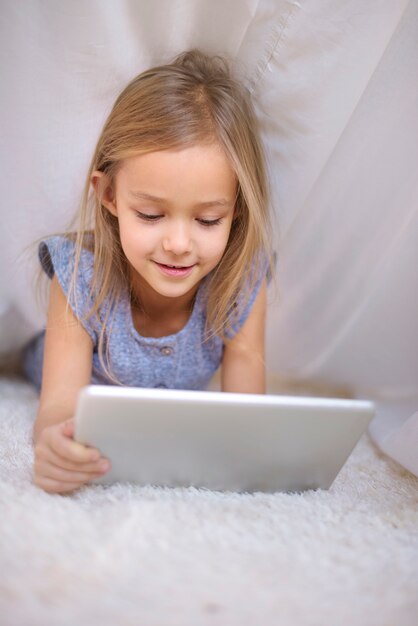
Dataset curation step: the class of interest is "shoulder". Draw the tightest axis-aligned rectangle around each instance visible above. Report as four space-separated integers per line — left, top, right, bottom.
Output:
38 234 93 278
39 234 98 343
39 234 94 283
225 252 271 339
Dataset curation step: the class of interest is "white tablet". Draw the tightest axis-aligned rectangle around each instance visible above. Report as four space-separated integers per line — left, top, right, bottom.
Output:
74 385 375 493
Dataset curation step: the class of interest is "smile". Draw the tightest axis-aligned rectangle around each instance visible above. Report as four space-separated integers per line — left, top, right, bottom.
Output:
153 261 196 278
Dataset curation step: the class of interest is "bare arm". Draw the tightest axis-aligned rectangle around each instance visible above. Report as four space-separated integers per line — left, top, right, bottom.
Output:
221 279 267 394
33 275 109 493
33 274 93 441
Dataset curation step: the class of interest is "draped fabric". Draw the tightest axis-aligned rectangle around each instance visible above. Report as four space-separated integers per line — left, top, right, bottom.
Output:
1 1 417 472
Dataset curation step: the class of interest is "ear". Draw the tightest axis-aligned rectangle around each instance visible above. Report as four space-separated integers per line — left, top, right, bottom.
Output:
90 170 118 217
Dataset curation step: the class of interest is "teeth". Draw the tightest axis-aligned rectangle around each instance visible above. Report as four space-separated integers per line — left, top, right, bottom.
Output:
157 262 192 269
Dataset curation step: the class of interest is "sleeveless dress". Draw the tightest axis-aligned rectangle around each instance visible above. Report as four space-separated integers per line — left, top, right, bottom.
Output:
23 236 267 391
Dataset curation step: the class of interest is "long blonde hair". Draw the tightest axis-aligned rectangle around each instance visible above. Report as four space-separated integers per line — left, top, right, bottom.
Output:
67 49 274 379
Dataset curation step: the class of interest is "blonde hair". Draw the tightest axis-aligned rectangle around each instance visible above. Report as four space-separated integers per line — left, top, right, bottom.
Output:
67 49 274 380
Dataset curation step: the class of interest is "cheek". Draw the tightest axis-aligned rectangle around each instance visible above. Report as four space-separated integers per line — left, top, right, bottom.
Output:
200 228 231 260
119 223 155 258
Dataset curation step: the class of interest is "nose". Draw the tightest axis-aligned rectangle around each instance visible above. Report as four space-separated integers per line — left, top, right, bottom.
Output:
162 220 193 256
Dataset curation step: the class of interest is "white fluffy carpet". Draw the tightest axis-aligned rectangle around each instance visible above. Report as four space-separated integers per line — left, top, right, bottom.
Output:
1 375 417 626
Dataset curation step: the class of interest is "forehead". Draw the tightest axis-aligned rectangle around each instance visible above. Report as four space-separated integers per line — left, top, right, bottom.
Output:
116 144 237 200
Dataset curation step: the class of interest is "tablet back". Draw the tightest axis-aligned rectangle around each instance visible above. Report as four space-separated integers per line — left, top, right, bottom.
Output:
74 386 375 493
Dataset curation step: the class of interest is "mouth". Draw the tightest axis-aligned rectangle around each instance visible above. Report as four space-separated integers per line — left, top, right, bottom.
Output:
154 261 196 278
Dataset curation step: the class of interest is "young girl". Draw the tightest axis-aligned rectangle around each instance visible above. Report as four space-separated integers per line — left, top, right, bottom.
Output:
23 49 274 494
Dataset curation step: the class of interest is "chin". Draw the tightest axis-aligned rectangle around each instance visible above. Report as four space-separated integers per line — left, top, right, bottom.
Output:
159 284 198 299
144 277 196 299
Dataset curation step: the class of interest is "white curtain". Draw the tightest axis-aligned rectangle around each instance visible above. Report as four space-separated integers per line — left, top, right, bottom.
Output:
1 0 417 473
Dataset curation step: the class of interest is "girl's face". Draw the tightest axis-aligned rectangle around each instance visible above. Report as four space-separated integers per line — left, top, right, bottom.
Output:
97 143 237 303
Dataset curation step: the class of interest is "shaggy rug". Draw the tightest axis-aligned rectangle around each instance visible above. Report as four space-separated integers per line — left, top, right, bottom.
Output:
1 375 417 626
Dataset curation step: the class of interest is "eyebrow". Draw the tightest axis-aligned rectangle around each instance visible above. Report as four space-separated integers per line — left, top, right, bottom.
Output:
128 191 230 208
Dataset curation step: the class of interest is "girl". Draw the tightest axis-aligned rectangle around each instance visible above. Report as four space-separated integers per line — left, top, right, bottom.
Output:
23 49 274 494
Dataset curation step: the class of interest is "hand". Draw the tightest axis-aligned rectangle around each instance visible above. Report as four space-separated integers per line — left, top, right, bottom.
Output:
33 418 111 494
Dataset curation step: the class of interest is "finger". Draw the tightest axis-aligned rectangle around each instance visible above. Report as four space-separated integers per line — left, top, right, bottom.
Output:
61 419 100 459
34 474 86 494
35 461 106 488
62 419 94 450
62 419 74 438
49 429 102 464
36 447 110 474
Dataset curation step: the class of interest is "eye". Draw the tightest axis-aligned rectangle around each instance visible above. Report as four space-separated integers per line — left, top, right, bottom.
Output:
197 218 222 227
135 211 163 222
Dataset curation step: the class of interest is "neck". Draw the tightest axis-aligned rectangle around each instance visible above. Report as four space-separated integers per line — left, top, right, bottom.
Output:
129 272 199 320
